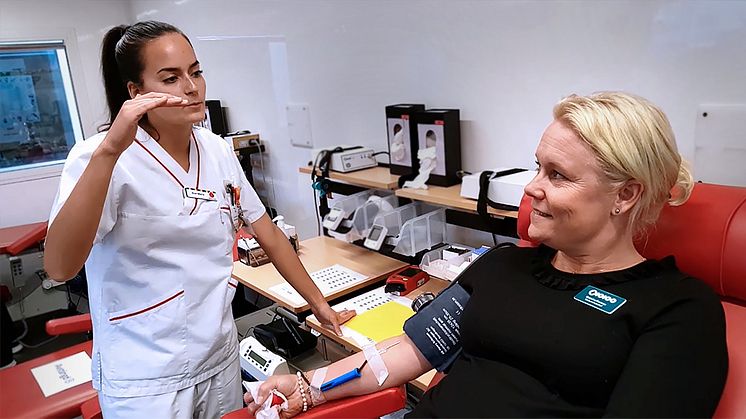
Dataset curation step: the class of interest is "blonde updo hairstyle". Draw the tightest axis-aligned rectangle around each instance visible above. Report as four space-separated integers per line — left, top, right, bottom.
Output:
553 92 694 235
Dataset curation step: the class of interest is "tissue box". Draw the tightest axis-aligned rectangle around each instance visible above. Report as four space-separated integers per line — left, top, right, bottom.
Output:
412 109 461 187
386 104 426 176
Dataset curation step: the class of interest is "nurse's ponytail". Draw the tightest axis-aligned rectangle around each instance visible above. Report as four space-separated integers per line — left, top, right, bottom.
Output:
100 25 129 131
99 21 190 131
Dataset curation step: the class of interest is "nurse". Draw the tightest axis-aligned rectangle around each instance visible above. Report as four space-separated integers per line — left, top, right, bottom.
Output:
44 21 354 418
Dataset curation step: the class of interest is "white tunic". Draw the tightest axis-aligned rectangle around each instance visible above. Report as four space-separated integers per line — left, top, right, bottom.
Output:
49 126 265 397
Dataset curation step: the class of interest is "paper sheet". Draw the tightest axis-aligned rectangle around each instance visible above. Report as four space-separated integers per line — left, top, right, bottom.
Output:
269 264 368 305
342 301 414 343
30 351 92 397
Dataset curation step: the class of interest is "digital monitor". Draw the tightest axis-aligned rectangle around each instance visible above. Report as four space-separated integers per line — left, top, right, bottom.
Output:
368 225 383 241
248 350 267 367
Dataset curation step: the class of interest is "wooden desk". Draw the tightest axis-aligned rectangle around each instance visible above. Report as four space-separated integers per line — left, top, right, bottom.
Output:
299 166 400 190
232 236 407 313
396 184 518 219
306 277 450 391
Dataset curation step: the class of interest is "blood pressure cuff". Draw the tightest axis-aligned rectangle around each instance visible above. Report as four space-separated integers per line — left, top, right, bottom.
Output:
403 282 471 372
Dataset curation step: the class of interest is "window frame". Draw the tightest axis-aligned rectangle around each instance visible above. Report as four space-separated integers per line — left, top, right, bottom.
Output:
0 28 91 186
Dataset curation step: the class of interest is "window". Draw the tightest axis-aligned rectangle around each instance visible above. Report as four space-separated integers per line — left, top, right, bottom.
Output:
0 40 83 173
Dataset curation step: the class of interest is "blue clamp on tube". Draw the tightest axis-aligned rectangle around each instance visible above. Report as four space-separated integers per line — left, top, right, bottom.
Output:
320 368 362 392
320 358 369 392
318 341 401 392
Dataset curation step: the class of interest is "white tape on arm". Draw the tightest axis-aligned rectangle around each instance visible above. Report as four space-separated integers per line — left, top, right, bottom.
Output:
363 344 389 386
310 368 328 407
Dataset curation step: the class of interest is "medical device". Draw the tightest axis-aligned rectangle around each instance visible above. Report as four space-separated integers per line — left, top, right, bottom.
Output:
322 207 346 231
460 168 537 208
384 265 430 296
311 146 377 173
363 224 388 251
239 336 289 381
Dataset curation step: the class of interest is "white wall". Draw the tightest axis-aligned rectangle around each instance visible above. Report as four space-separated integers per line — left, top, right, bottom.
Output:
3 1 745 242
0 0 133 227
126 0 746 244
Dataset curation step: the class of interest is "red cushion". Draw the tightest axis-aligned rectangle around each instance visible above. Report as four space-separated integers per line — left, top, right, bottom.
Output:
80 395 103 419
714 302 746 419
722 198 746 301
636 183 746 302
0 221 47 256
0 341 95 418
516 194 533 243
222 386 406 419
46 313 93 336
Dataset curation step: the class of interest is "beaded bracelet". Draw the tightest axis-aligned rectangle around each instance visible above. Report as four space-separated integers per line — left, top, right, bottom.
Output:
296 371 309 412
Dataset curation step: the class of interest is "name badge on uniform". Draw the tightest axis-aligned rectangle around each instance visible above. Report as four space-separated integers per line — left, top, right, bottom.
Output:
574 285 627 315
183 187 217 201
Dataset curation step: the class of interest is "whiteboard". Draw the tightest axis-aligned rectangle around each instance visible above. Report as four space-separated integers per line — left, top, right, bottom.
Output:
694 105 746 187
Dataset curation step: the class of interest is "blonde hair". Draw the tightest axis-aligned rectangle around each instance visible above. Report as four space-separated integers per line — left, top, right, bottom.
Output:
553 91 693 234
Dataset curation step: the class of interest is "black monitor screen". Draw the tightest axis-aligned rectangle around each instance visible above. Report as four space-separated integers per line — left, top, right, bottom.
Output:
249 350 267 367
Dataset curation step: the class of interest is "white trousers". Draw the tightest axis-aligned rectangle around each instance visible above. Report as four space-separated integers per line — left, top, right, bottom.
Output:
99 358 243 419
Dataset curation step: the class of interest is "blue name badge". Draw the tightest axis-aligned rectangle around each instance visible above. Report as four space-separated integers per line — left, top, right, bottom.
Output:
574 285 627 315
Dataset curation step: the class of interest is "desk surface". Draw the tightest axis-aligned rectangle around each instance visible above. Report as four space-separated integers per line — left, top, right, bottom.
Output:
299 166 400 190
232 236 407 313
306 277 449 391
395 185 518 219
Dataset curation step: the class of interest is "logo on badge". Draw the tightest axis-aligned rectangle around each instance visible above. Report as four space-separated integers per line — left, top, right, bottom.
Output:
574 285 626 315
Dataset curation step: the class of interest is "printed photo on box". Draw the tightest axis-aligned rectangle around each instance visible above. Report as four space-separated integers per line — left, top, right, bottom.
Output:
387 118 411 167
417 124 446 176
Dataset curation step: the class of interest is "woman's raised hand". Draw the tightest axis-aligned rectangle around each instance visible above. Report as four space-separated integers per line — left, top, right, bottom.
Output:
101 92 188 156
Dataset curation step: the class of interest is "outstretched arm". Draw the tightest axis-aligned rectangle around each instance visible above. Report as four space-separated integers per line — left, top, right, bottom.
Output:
245 334 431 418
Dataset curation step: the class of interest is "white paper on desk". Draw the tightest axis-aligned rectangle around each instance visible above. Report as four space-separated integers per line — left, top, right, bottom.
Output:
30 351 92 397
268 264 368 305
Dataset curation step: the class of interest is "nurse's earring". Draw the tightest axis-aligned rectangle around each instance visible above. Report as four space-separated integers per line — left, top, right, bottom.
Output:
613 208 621 215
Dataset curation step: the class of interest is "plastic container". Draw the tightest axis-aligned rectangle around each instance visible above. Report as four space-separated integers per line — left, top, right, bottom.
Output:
327 191 398 242
420 244 475 281
370 202 446 256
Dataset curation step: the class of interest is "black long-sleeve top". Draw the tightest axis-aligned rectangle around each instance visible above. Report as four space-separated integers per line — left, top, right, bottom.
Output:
410 245 728 418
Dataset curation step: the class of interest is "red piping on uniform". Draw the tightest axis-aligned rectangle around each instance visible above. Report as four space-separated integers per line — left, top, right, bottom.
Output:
189 132 201 215
134 140 185 188
109 290 185 322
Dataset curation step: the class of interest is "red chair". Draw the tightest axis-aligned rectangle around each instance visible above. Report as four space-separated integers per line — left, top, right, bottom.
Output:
0 221 97 418
0 313 95 418
75 382 406 419
222 386 407 419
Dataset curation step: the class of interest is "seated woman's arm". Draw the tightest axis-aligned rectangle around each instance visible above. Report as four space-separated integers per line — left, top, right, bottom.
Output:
603 288 728 417
246 334 431 417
